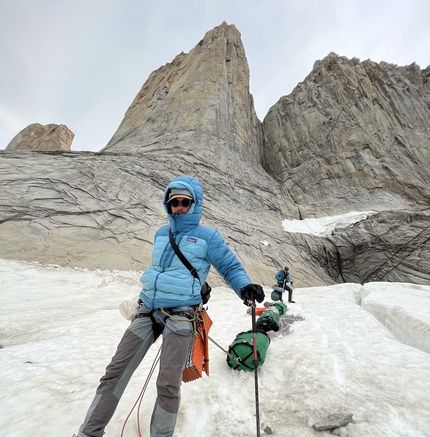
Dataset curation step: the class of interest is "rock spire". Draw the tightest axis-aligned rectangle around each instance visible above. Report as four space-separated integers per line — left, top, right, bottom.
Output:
102 22 263 168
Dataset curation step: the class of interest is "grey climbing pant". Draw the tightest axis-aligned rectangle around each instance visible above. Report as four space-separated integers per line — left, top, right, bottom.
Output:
79 304 194 437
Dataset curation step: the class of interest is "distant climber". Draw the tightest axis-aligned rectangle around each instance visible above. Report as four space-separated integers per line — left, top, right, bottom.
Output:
275 266 295 303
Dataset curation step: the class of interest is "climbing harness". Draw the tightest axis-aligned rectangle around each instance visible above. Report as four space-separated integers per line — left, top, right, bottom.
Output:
133 301 197 339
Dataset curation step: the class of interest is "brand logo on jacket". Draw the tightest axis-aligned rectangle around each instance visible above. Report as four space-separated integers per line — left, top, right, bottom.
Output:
187 237 197 243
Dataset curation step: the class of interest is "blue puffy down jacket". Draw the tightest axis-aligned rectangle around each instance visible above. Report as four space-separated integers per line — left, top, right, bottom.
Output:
139 175 252 309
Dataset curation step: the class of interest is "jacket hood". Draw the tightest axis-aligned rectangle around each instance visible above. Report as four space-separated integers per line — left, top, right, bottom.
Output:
164 176 204 233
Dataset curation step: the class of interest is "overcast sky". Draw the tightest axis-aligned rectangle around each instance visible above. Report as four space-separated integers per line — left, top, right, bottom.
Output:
1 0 429 152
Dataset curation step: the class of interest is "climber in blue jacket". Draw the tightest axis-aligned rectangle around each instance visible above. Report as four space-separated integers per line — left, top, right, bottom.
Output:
275 266 295 303
74 175 264 437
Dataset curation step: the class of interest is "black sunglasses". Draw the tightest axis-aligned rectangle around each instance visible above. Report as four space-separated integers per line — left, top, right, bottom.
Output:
170 198 192 208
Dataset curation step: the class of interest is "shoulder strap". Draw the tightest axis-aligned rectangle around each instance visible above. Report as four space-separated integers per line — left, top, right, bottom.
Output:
169 230 200 281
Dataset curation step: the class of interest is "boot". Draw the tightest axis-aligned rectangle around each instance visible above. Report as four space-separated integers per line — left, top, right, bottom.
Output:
288 290 295 303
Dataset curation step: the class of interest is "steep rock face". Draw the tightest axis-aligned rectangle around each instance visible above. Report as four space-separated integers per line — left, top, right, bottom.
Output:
0 23 299 288
306 210 430 286
6 123 74 151
262 53 430 215
0 151 334 288
333 210 430 285
102 22 263 169
1 26 429 288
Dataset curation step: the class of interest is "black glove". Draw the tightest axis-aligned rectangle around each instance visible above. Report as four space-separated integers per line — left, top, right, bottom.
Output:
240 284 265 306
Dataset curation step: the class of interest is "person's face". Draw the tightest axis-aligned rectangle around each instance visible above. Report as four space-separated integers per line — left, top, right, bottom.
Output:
170 197 192 214
284 269 288 273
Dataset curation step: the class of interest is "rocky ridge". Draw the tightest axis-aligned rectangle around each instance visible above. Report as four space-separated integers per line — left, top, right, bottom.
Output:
1 22 429 287
262 53 430 214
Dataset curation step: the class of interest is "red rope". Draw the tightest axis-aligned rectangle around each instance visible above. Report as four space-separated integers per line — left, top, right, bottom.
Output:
120 344 162 437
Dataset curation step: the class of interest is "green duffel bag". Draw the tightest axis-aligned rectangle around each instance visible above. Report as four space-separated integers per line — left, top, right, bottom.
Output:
256 309 281 333
271 302 288 316
226 330 271 371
